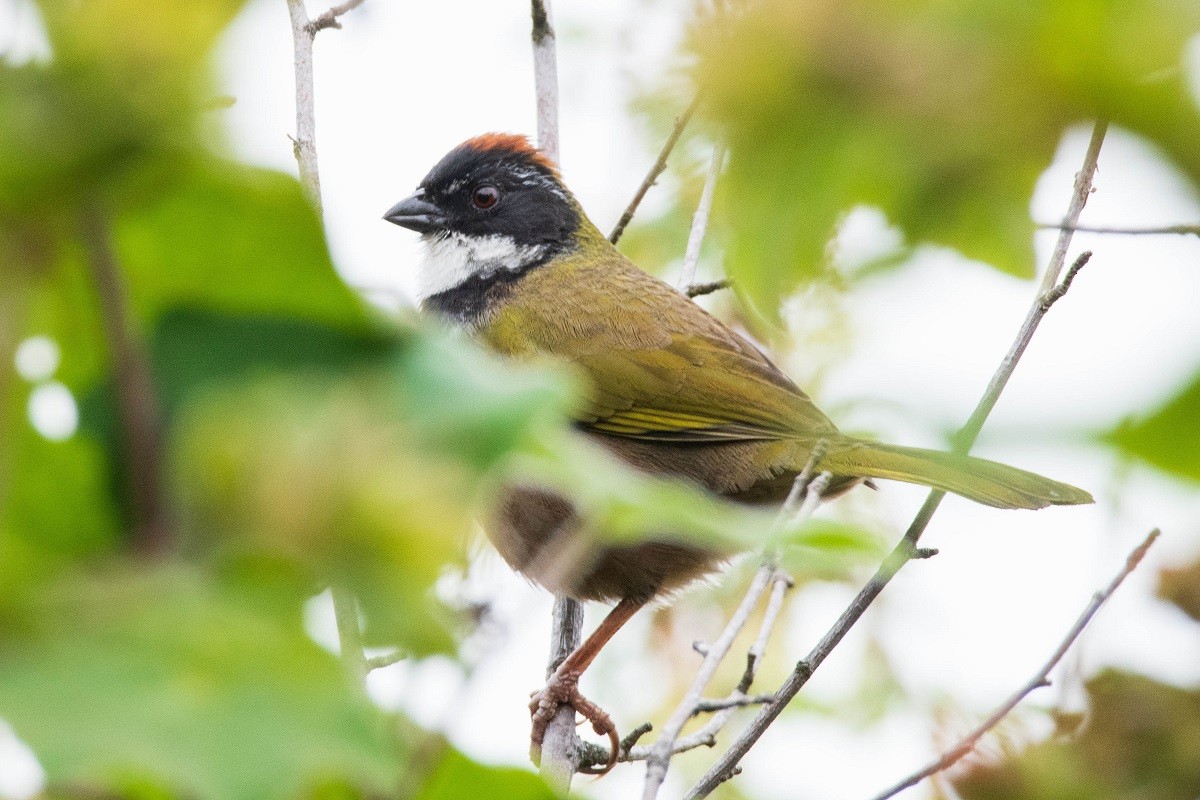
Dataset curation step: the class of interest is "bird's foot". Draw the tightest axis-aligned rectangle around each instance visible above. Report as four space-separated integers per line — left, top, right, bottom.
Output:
529 668 619 775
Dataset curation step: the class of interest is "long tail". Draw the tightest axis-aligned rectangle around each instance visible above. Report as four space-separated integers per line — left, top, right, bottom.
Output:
819 440 1093 510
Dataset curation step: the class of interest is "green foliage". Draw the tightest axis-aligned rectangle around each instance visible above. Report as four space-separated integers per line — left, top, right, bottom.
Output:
0 2 876 792
777 518 882 578
4 0 1194 795
1 1 584 794
681 0 1200 325
416 747 559 800
1106 367 1200 482
0 0 244 217
0 568 401 800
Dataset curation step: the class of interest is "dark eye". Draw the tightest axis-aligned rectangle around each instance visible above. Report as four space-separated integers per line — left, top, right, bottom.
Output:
471 185 500 210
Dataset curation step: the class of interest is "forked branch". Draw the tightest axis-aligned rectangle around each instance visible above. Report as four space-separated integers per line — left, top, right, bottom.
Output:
308 0 366 32
285 0 368 213
869 529 1160 800
638 465 827 798
685 120 1110 800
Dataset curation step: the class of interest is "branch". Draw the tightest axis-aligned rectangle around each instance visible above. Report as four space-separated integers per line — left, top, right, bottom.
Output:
79 206 170 556
610 92 703 244
869 528 1160 800
678 144 725 291
640 467 824 799
530 0 560 164
284 0 371 683
1037 222 1200 238
641 565 773 799
285 0 323 214
528 1 582 789
577 463 826 775
541 595 585 791
685 119 1110 800
1039 251 1091 312
366 650 406 671
738 569 793 694
331 585 367 682
686 279 730 298
307 0 366 32
692 694 776 714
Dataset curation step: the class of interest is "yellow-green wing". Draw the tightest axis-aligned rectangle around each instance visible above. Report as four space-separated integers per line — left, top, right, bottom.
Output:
481 246 837 443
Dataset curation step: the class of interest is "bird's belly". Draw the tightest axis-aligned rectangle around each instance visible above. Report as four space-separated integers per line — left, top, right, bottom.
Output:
487 484 725 602
483 435 860 602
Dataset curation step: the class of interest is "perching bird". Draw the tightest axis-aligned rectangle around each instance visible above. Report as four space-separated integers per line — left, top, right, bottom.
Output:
383 133 1091 773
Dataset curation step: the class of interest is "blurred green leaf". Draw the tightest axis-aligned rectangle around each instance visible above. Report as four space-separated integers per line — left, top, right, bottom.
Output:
171 368 469 656
776 517 878 552
416 747 557 800
507 433 881 579
3 156 380 591
392 328 579 472
115 164 370 328
684 0 1200 325
1106 367 1200 482
159 313 579 654
0 414 122 612
507 432 778 550
0 0 247 216
0 566 401 800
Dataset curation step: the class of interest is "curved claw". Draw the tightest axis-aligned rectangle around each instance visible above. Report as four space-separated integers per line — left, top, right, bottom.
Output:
529 669 620 776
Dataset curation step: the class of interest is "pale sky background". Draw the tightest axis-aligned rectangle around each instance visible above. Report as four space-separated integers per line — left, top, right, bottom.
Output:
2 1 1200 799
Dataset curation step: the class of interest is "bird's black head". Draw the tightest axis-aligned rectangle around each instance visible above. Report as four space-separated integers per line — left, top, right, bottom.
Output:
384 133 579 249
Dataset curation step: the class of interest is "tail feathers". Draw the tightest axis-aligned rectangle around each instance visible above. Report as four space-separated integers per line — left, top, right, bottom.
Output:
821 441 1093 510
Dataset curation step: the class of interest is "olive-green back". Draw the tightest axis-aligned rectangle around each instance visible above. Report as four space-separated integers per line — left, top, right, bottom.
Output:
480 227 838 444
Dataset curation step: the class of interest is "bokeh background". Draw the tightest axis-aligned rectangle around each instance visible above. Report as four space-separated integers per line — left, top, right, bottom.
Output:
2 1 1199 798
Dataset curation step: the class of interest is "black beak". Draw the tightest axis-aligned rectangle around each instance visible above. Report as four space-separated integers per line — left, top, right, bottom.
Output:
383 190 448 234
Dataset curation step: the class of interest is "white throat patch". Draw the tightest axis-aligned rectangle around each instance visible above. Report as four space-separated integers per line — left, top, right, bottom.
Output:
415 233 548 301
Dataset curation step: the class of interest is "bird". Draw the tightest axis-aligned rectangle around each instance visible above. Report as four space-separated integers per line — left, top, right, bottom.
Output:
383 133 1092 774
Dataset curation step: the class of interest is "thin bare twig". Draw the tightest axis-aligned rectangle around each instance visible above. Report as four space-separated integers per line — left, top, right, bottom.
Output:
610 92 702 244
678 144 726 291
685 120 1110 800
79 206 170 556
1040 251 1091 311
286 0 322 214
783 440 830 511
285 0 366 209
693 694 776 714
686 279 730 298
572 554 786 771
869 528 1160 800
739 570 792 693
308 0 366 32
530 0 560 164
1037 222 1200 238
